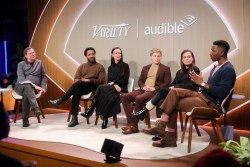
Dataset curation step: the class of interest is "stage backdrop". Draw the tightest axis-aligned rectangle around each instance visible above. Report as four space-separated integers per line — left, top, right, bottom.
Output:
27 0 250 129
29 0 243 84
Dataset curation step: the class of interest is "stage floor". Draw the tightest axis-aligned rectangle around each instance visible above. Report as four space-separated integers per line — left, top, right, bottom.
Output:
2 109 250 167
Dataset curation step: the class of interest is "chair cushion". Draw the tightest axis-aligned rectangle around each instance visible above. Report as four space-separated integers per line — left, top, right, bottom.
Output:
12 91 42 100
190 107 221 118
81 92 93 99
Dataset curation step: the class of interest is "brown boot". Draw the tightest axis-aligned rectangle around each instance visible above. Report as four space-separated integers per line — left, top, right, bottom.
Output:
122 124 139 135
141 120 167 138
152 131 177 147
121 123 130 131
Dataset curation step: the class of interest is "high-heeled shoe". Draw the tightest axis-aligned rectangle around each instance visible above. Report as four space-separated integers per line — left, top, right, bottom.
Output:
80 96 98 118
101 117 108 129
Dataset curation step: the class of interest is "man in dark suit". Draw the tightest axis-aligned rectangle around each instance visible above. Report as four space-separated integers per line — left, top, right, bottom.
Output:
121 48 171 134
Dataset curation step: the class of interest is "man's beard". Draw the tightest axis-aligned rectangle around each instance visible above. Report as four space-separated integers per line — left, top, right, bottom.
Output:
87 57 96 63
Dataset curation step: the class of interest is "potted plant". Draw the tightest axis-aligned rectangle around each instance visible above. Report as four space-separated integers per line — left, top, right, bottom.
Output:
220 136 250 166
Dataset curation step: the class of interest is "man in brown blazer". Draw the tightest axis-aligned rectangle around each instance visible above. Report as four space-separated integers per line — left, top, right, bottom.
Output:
121 48 171 134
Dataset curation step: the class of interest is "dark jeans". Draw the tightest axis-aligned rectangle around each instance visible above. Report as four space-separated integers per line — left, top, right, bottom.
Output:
61 80 97 115
152 88 170 118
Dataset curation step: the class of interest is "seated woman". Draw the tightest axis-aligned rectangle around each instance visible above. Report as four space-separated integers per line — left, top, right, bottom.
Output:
81 47 130 129
133 49 200 139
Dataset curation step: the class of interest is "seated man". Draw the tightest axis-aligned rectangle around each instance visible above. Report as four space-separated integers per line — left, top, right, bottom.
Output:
14 47 47 127
121 48 171 134
142 40 236 147
48 47 106 127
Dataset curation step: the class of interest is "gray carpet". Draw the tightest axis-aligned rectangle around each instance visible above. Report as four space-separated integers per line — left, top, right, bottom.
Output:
9 113 210 160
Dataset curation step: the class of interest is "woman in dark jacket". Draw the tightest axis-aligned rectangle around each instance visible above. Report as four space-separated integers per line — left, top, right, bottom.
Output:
81 47 130 129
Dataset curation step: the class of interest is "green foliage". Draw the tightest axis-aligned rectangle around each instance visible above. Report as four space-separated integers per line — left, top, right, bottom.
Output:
220 136 250 166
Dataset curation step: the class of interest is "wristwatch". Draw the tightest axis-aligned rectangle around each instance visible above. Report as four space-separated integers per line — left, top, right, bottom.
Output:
201 82 206 87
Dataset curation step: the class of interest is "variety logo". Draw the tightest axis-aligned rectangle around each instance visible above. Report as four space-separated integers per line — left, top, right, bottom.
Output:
92 23 130 38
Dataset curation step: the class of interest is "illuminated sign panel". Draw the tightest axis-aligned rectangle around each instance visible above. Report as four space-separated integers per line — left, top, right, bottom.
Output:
42 0 237 80
92 15 197 38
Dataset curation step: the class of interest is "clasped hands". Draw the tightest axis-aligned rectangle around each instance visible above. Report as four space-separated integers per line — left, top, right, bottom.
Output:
108 82 121 92
142 85 155 92
32 84 46 94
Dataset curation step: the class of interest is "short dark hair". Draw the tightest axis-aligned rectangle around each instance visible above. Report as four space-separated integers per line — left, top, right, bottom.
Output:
84 47 96 56
213 40 230 56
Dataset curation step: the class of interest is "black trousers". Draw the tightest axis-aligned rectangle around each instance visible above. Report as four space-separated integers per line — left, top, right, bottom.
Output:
61 80 97 115
154 88 170 118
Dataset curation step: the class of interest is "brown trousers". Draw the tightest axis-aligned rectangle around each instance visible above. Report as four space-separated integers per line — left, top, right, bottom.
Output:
121 89 156 125
160 88 220 129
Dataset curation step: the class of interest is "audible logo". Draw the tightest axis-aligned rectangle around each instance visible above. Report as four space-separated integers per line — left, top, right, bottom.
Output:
144 15 197 35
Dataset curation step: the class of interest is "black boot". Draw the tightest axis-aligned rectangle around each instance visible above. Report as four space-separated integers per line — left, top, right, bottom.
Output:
23 119 30 127
68 115 79 127
48 98 63 108
101 117 108 129
80 96 98 118
133 92 163 120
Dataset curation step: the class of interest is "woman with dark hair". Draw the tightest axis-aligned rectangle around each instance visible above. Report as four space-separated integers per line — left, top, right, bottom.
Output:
81 47 130 129
134 49 200 138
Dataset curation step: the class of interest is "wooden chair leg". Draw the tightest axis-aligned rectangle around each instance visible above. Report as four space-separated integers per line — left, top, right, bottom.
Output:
38 99 45 118
95 115 99 125
212 120 225 143
181 115 189 143
67 110 71 122
188 119 193 153
193 120 201 136
113 115 118 128
146 112 151 128
13 100 20 123
179 111 183 131
211 120 219 142
9 110 14 122
175 122 178 140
